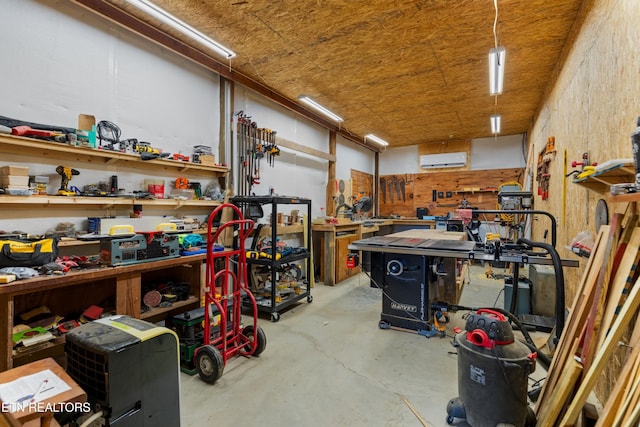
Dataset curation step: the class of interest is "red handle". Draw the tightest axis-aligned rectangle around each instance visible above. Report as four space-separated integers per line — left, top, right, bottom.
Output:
475 308 506 322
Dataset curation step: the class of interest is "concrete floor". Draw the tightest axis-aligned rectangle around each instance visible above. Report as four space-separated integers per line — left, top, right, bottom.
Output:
180 264 526 427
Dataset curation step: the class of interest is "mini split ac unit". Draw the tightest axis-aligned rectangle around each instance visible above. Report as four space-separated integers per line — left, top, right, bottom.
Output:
419 152 467 169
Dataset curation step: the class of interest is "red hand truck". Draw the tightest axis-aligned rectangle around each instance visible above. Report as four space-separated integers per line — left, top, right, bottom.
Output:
194 203 266 384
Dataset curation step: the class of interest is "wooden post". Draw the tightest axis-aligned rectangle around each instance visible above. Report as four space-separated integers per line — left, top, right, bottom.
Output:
326 131 336 216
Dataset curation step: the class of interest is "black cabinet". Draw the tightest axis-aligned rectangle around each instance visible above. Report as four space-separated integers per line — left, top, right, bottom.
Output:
231 196 313 321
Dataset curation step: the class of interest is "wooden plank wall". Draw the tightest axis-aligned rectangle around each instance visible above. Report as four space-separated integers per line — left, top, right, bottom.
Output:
350 169 373 200
379 168 523 218
527 0 640 402
331 169 373 215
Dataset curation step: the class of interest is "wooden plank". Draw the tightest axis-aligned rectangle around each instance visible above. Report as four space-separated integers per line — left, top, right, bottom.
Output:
622 397 640 427
535 227 607 413
598 226 640 348
596 315 640 426
580 214 621 369
276 136 336 161
0 295 13 371
536 344 583 427
616 355 640 426
116 273 141 318
559 276 640 425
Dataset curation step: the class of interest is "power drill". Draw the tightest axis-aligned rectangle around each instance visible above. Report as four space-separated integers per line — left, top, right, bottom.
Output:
56 166 80 196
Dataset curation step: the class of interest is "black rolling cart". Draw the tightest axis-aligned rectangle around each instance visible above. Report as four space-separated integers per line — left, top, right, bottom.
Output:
231 195 313 321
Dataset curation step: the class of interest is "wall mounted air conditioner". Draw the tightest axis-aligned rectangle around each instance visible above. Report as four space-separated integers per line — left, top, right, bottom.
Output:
419 152 467 169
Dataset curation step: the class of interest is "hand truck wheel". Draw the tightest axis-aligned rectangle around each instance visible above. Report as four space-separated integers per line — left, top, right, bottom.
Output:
242 325 267 356
196 345 224 384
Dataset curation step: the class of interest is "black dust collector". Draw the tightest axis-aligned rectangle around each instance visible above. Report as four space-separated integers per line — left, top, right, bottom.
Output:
65 315 181 427
447 309 536 427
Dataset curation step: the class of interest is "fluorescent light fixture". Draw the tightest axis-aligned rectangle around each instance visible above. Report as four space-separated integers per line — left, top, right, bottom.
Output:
489 46 505 95
491 114 501 134
364 134 389 147
298 96 343 122
123 0 236 59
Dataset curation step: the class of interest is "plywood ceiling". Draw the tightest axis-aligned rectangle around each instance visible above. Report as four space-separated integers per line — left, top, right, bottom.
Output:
81 0 586 149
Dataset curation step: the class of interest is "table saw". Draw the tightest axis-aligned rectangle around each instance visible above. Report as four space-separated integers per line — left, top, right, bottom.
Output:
348 229 578 335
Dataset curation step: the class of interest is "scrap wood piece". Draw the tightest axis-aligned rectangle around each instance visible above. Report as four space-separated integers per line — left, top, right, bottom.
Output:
401 396 428 427
596 315 640 426
580 214 622 370
624 404 640 427
617 355 640 426
559 275 640 425
598 225 640 348
535 226 608 413
535 342 582 427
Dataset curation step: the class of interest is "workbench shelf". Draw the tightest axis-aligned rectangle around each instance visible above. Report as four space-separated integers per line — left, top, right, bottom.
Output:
231 195 312 322
453 189 498 194
0 195 223 210
0 134 228 177
2 254 206 370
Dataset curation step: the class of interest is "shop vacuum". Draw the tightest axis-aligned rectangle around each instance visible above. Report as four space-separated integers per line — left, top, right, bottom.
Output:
446 309 537 427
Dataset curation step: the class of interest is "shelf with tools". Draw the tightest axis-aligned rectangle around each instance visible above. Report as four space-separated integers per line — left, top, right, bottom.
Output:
0 195 223 210
572 161 635 195
0 134 228 214
0 134 228 176
453 187 498 194
231 195 312 322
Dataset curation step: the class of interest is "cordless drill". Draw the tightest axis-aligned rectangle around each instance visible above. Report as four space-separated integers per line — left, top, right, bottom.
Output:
56 166 80 196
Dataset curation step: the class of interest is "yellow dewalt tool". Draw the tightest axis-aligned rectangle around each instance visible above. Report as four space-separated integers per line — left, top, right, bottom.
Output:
576 166 596 179
56 166 80 196
246 251 260 259
259 251 281 260
485 233 502 243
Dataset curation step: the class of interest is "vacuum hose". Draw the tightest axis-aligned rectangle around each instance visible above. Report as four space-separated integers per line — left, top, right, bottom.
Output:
484 306 551 370
516 237 565 345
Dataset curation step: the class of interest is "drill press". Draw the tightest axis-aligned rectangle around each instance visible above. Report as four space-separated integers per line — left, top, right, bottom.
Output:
56 166 80 196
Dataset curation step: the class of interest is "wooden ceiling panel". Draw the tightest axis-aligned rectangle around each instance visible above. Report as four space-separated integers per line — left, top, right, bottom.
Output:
98 0 586 149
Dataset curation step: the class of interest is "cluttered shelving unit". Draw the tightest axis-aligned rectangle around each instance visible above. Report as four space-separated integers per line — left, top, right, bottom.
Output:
0 134 230 370
0 133 228 210
231 195 312 322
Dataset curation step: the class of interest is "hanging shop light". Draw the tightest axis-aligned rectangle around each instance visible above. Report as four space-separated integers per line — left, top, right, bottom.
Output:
489 46 505 95
298 96 344 122
123 0 236 59
364 134 389 147
491 114 501 134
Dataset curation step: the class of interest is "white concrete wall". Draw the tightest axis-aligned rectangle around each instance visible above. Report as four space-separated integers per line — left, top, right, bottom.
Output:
0 0 376 233
379 134 525 175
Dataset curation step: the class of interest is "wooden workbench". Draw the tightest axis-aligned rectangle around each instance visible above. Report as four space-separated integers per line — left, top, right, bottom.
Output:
312 219 448 286
313 222 364 286
1 255 205 371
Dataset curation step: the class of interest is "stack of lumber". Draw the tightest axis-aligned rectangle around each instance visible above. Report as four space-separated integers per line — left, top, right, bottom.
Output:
535 207 640 426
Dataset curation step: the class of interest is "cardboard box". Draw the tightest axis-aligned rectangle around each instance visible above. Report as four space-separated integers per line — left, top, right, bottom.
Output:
2 175 29 187
1 166 29 176
198 154 216 165
76 114 96 147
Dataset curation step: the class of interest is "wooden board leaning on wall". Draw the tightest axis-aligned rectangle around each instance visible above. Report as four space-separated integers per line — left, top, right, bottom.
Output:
379 168 523 218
